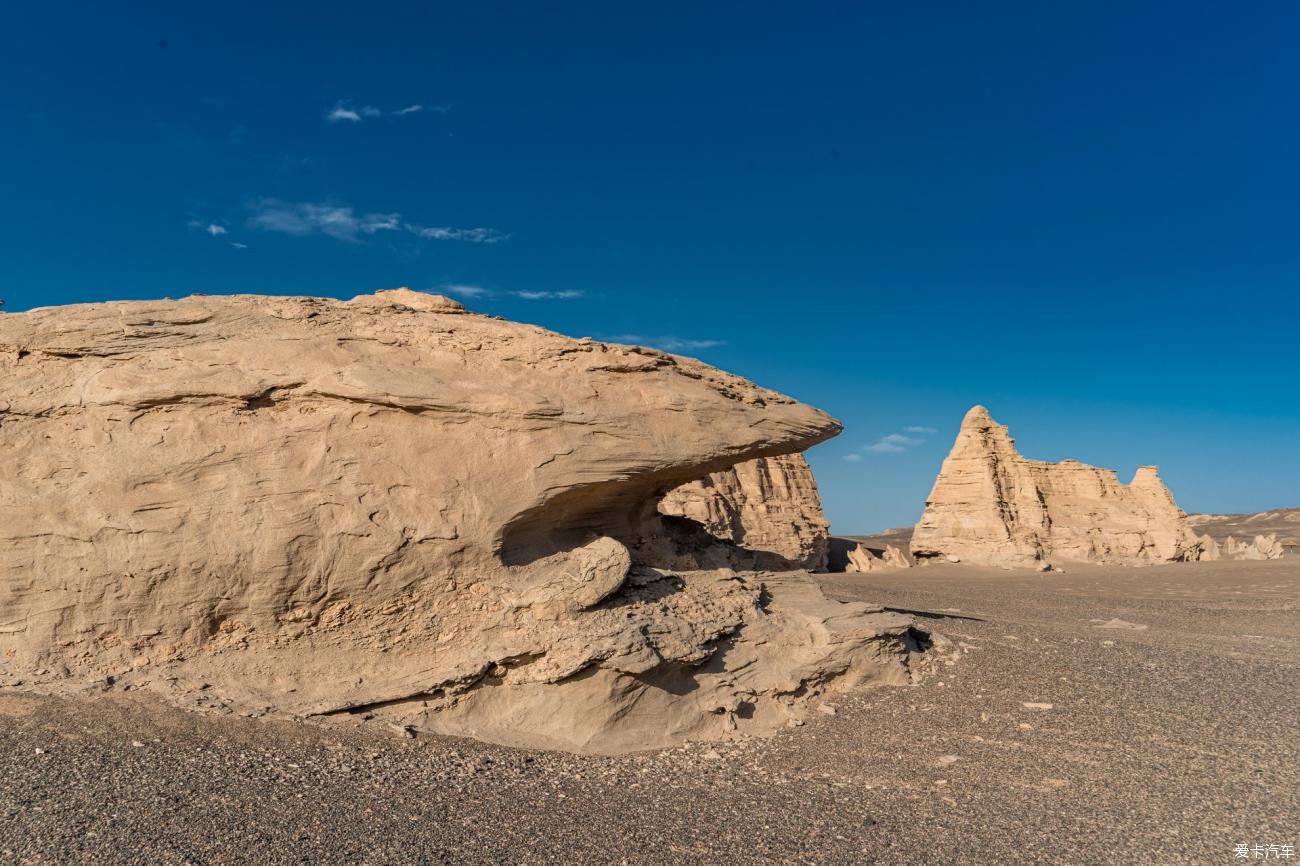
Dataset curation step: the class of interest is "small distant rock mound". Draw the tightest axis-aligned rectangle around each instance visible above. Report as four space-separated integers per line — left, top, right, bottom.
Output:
0 288 930 754
1188 509 1297 558
911 405 1205 567
659 454 831 570
1196 533 1287 561
827 538 912 573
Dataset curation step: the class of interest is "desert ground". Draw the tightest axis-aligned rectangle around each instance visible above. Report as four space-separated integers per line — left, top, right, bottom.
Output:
3 557 1295 866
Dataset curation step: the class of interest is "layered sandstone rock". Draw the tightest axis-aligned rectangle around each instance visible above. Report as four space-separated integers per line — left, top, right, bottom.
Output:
0 289 930 753
911 406 1204 567
658 454 830 570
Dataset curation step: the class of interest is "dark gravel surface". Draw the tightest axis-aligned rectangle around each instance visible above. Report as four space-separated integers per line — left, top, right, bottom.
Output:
2 560 1296 865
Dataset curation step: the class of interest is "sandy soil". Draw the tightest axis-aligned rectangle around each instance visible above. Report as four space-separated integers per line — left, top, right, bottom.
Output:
2 559 1296 865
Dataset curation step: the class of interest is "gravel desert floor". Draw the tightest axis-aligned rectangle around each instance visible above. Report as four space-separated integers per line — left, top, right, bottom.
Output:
2 559 1296 866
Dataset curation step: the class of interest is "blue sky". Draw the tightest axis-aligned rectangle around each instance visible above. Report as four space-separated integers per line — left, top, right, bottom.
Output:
3 2 1298 532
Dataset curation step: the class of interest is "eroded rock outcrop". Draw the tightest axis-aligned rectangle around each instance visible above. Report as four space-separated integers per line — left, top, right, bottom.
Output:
827 538 912 573
0 289 930 753
1206 534 1287 561
911 406 1204 567
658 454 831 570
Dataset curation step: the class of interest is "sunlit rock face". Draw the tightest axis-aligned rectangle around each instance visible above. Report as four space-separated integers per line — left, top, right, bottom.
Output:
911 405 1204 568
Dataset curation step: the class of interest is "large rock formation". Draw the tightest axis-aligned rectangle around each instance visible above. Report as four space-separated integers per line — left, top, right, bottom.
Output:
658 453 831 570
0 289 930 753
911 406 1204 567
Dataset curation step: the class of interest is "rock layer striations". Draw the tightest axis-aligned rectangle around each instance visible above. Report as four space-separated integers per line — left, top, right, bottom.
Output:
0 289 928 752
658 454 831 570
911 406 1204 567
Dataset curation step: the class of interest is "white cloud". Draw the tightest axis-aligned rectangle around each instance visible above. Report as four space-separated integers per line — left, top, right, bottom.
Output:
231 242 248 249
393 104 423 115
842 453 864 463
514 290 583 300
607 334 725 353
406 224 509 244
187 220 231 238
863 427 937 455
360 105 381 117
248 199 403 242
327 102 361 123
442 283 492 298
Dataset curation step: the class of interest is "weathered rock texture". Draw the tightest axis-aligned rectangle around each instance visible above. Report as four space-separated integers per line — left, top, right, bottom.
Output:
911 406 1204 567
0 289 930 753
658 454 831 570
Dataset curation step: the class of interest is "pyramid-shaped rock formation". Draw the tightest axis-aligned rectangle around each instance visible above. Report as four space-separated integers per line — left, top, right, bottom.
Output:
911 406 1205 567
0 289 930 753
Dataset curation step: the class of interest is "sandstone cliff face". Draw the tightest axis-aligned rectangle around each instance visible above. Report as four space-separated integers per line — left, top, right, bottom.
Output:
658 454 830 570
0 289 928 753
911 406 1203 567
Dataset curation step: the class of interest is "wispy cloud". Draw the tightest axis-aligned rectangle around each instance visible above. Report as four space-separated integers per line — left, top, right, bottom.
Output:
406 224 509 244
515 290 583 300
231 242 248 249
327 104 360 123
392 103 449 116
842 453 864 463
437 285 580 301
188 219 231 238
248 199 402 242
607 334 726 353
330 101 447 121
327 101 380 123
863 426 938 455
441 283 492 299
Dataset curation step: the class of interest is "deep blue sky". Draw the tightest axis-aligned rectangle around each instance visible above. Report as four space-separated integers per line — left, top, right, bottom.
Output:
3 2 1298 532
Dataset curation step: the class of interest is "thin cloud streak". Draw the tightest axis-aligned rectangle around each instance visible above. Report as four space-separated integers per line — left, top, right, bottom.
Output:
441 283 492 298
438 285 581 301
607 334 726 353
515 290 583 300
406 224 509 244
